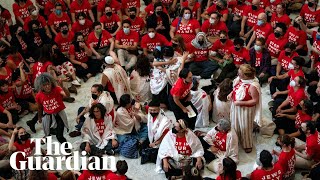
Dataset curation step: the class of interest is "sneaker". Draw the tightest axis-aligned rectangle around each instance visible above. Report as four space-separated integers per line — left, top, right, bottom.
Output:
69 130 81 137
26 120 36 133
105 149 115 155
71 80 81 86
76 77 81 83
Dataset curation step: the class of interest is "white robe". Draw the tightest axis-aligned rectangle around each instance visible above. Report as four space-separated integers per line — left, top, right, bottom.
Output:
102 64 131 102
203 126 239 173
130 70 152 103
81 116 116 149
114 107 147 135
156 130 204 173
212 88 231 123
84 92 115 122
191 89 210 128
147 110 173 148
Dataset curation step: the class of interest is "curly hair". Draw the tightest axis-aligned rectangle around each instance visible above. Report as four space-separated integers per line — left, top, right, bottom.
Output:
89 103 107 119
34 73 57 92
135 54 151 77
218 78 233 102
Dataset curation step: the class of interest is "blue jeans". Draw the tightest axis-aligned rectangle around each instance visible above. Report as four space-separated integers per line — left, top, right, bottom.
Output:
117 123 148 144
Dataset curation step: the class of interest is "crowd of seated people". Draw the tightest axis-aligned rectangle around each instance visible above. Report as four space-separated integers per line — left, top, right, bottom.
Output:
0 0 320 179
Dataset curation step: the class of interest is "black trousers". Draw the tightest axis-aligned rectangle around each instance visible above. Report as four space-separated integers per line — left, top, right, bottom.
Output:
168 95 197 130
199 136 217 163
152 84 172 110
75 107 86 131
216 63 238 83
74 59 102 78
0 110 19 125
270 77 290 97
80 140 114 156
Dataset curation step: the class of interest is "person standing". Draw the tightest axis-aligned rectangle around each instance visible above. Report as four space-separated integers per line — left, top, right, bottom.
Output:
230 64 261 153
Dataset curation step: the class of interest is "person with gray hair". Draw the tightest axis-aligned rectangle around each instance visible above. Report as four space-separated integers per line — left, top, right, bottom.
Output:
33 73 69 148
196 119 239 173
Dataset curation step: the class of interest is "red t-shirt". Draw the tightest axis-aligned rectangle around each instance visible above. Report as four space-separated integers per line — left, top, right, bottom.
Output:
270 0 282 12
306 131 320 162
229 47 250 65
255 51 263 67
0 88 15 109
211 39 233 57
170 78 192 99
7 53 24 67
181 1 201 19
97 0 121 14
106 171 127 180
271 13 291 27
314 61 320 76
187 44 210 62
287 26 308 51
287 87 306 107
78 170 110 180
201 20 228 37
48 173 57 180
213 131 227 151
287 69 304 81
277 51 298 71
122 0 140 10
253 23 273 39
232 4 250 17
87 30 112 49
311 31 320 59
0 66 12 83
127 17 145 33
47 12 71 31
115 30 139 46
95 118 105 136
69 44 89 63
206 4 229 16
36 86 66 114
0 24 10 40
171 18 200 44
36 0 48 7
14 81 33 100
251 163 283 180
244 7 264 27
0 105 5 113
175 136 192 156
278 148 296 179
14 139 35 169
23 15 47 32
266 34 288 58
144 3 168 16
54 31 75 53
295 110 312 129
160 0 174 7
32 61 53 83
232 81 253 104
44 0 67 16
70 0 92 16
300 4 320 23
99 14 120 32
216 170 242 180
141 33 171 52
72 19 93 38
259 0 270 9
12 0 33 22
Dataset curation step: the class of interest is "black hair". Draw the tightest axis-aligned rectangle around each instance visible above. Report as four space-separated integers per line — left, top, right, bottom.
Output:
154 2 163 11
14 127 26 144
280 134 295 148
118 94 131 108
222 157 237 180
259 150 273 168
275 22 287 34
191 77 199 91
92 84 104 93
148 99 160 107
12 68 21 82
284 42 296 51
76 12 86 20
11 24 22 34
180 7 192 17
0 79 8 94
92 21 102 29
129 7 137 13
162 46 174 57
73 32 84 52
303 99 314 116
89 103 107 119
146 18 157 29
219 0 227 8
135 54 151 77
209 11 221 19
297 76 306 88
179 68 190 79
292 56 305 67
122 19 131 26
28 20 40 32
233 38 244 46
116 160 128 175
59 22 68 29
306 121 316 134
38 44 52 63
55 2 62 7
9 46 19 54
153 46 163 60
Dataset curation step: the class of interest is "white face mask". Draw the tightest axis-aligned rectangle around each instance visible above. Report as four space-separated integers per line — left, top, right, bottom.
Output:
148 32 155 38
289 80 296 87
254 45 261 51
287 63 294 70
123 28 130 34
184 13 191 20
270 0 275 3
31 10 38 16
209 18 215 24
79 19 85 25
